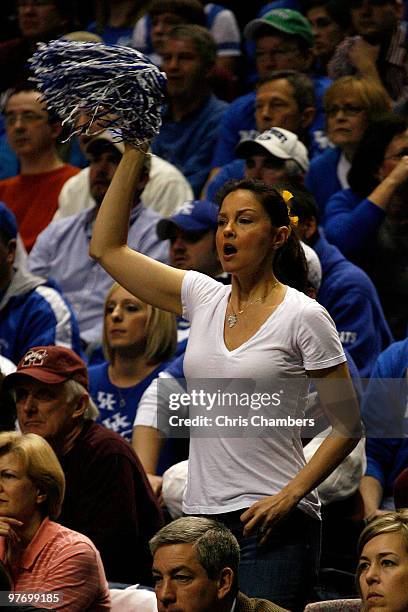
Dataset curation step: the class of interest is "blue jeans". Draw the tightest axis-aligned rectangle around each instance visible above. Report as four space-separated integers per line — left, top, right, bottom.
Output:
206 507 321 611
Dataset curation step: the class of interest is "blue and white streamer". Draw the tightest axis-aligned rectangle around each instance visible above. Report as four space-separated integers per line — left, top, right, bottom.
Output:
29 39 167 147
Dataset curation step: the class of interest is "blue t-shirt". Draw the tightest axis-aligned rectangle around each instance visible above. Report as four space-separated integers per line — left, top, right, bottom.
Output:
89 361 167 440
87 22 133 46
152 95 228 197
205 159 245 201
0 123 18 180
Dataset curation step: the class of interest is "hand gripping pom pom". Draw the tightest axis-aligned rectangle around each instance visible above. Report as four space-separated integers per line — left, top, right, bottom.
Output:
29 39 167 147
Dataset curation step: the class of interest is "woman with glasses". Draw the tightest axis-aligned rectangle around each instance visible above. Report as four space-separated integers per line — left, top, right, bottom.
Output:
305 76 391 213
324 114 408 337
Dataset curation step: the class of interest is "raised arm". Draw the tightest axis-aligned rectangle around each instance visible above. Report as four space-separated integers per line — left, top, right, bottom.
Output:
89 145 185 315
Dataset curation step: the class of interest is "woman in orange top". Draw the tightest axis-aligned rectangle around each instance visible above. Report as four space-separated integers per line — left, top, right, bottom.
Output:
0 431 110 611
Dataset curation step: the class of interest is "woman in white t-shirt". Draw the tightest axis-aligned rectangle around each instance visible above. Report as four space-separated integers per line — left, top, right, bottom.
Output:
90 145 361 610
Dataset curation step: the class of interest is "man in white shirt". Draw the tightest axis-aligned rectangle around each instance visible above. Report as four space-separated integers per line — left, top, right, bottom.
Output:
56 131 193 220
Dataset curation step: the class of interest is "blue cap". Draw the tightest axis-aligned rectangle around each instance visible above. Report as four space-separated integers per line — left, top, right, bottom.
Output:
0 202 17 241
157 200 218 240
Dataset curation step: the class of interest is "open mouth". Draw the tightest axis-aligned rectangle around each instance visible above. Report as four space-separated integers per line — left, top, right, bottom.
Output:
223 244 237 256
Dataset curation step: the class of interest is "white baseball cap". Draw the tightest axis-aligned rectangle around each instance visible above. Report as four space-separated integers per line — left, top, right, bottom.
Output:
85 129 125 155
235 127 309 172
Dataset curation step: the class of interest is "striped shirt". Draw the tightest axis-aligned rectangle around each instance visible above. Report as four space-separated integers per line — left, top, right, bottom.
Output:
0 518 110 611
328 22 408 104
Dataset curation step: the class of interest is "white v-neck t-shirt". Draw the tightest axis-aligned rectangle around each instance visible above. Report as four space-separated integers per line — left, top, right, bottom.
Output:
181 271 346 519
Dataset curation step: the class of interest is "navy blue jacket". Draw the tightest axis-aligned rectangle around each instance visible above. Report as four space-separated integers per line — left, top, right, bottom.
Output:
0 266 82 363
361 339 408 498
305 147 342 215
323 188 386 268
315 234 393 378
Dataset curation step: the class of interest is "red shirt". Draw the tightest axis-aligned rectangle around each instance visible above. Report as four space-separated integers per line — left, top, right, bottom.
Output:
0 165 79 251
0 518 111 611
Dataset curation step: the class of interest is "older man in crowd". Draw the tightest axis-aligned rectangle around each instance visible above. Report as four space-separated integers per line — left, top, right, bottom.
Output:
210 8 331 174
3 345 163 585
150 516 288 611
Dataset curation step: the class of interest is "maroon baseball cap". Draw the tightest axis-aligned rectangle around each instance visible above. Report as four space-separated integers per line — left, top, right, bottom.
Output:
4 346 88 390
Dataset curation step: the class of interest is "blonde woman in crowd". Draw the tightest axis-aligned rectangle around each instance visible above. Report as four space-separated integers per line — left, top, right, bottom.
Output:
0 432 110 610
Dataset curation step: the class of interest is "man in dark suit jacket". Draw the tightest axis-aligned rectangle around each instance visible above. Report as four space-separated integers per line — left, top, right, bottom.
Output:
150 516 288 611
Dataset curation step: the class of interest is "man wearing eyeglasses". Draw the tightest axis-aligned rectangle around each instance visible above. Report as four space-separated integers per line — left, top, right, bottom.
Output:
2 344 163 586
328 0 408 105
0 86 79 251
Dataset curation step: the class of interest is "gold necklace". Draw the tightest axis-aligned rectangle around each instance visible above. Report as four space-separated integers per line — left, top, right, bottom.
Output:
226 280 279 328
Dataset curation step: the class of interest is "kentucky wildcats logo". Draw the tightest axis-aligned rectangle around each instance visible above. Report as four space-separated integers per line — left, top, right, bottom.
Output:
21 348 48 368
258 128 287 143
176 202 195 216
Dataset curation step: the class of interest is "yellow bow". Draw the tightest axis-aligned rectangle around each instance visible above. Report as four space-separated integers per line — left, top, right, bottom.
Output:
280 190 299 227
281 189 293 204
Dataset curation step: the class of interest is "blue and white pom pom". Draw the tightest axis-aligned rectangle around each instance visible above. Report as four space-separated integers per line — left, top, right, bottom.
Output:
29 39 167 147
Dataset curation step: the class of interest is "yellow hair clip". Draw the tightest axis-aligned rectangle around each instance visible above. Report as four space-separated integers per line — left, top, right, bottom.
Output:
279 190 298 227
281 189 293 204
